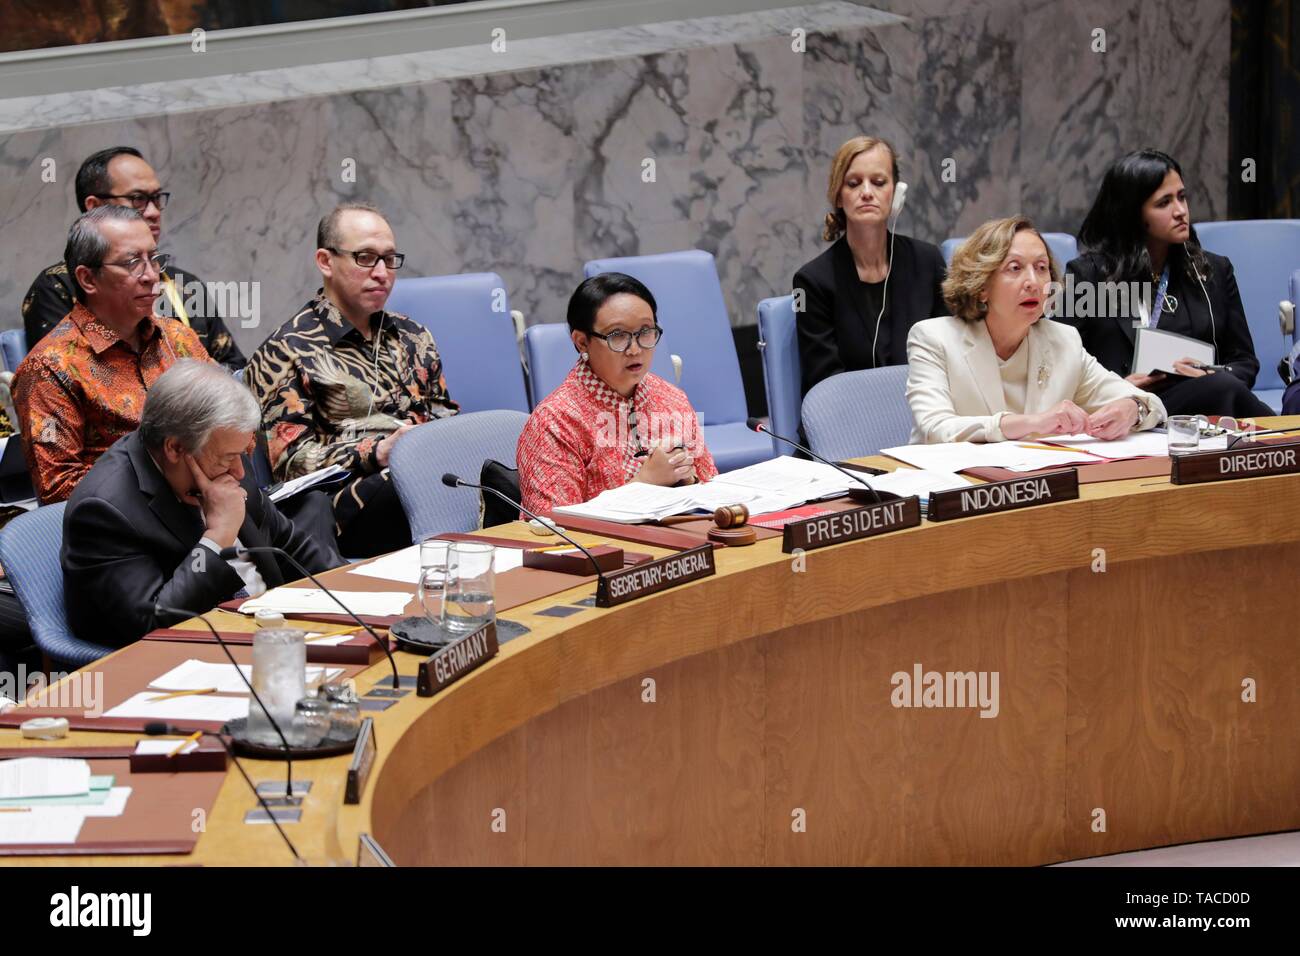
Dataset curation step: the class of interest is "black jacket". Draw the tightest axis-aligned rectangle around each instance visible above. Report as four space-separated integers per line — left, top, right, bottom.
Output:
61 430 342 647
793 233 947 396
1060 250 1260 388
21 261 246 370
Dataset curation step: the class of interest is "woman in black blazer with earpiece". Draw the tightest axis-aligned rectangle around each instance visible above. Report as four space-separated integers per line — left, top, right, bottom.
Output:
1062 148 1273 417
793 136 947 397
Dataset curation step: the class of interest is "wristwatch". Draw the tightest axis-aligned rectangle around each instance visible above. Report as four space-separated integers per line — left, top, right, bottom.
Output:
1129 394 1151 427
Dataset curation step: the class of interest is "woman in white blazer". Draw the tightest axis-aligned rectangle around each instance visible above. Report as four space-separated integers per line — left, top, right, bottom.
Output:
906 216 1165 444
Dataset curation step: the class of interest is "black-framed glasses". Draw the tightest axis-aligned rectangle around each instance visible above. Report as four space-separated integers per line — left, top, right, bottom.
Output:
100 252 170 278
326 247 406 270
589 325 663 353
94 191 170 211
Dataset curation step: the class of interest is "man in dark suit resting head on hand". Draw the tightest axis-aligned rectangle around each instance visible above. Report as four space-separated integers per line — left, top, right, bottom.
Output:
61 359 343 648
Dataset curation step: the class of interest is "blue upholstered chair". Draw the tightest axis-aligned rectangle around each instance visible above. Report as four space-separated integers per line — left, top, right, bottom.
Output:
581 250 774 471
1194 219 1300 409
801 366 913 461
388 410 528 541
941 232 1079 271
522 323 577 409
756 294 801 454
385 273 529 413
0 329 28 373
0 503 114 668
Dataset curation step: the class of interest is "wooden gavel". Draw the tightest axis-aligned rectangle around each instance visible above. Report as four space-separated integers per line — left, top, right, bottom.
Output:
659 503 757 545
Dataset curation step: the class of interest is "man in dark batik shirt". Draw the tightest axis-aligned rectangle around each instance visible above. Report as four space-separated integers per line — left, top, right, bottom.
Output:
20 147 245 371
247 202 457 557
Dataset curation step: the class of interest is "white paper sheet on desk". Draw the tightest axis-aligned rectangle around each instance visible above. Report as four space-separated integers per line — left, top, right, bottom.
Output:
0 756 91 800
1045 431 1226 457
149 660 343 694
867 469 972 497
0 807 85 844
81 786 131 818
135 740 199 756
103 692 250 722
347 543 525 586
238 588 410 617
882 441 1100 473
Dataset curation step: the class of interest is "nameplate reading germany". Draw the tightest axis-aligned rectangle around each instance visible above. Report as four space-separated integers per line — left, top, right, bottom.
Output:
1171 440 1300 485
595 544 716 608
416 620 499 697
927 469 1078 522
781 495 922 553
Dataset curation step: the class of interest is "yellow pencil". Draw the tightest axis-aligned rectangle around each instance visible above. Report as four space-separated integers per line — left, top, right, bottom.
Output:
0 807 32 813
147 687 217 703
167 730 202 758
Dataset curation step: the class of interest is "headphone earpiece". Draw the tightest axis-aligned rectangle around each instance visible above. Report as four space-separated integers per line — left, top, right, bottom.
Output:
891 182 909 220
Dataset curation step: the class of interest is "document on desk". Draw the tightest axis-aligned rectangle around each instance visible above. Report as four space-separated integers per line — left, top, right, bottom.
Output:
1043 431 1226 458
0 756 92 800
149 660 343 694
882 441 1100 473
103 692 250 722
0 807 86 844
552 456 861 523
1132 327 1214 376
238 588 411 617
348 542 525 586
267 464 349 503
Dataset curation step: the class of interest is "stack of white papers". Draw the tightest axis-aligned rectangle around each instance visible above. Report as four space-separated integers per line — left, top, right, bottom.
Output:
238 588 411 617
0 757 91 800
347 543 525 586
883 441 1103 473
551 456 972 523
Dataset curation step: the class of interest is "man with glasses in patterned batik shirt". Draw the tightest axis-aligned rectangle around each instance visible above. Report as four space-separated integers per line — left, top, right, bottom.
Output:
20 146 244 370
246 202 458 558
12 206 211 504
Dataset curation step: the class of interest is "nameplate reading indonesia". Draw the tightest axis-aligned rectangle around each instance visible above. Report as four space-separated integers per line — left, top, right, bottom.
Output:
417 620 500 697
595 543 715 608
927 469 1078 522
782 496 921 553
1171 440 1300 485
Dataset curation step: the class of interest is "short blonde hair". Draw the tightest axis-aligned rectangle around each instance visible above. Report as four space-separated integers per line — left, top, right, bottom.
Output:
823 135 900 242
942 216 1061 321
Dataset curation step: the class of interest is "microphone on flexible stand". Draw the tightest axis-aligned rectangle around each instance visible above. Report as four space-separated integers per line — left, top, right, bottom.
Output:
154 603 298 799
142 720 302 863
440 473 610 595
217 546 401 691
745 418 883 505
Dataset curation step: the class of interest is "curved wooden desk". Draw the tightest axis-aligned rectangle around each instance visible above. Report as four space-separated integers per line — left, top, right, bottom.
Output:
8 423 1300 866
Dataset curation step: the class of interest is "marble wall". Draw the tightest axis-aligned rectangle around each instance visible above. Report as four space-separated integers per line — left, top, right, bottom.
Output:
0 0 1231 355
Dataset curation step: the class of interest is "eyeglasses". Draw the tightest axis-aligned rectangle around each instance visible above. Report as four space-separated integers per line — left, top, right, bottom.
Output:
588 325 663 353
100 252 171 278
94 191 170 211
327 248 406 270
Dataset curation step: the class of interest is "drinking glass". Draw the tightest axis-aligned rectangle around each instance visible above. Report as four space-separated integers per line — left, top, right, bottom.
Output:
440 541 496 634
1166 415 1201 455
293 697 331 748
247 628 307 745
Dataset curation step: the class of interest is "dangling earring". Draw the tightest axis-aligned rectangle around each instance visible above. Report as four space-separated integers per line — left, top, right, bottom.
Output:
977 300 988 313
580 351 589 362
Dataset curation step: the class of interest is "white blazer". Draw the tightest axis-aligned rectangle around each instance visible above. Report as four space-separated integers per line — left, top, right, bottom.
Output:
905 315 1166 444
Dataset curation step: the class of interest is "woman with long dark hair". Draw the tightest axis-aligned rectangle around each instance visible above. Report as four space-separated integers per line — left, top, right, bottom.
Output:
1063 148 1273 417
